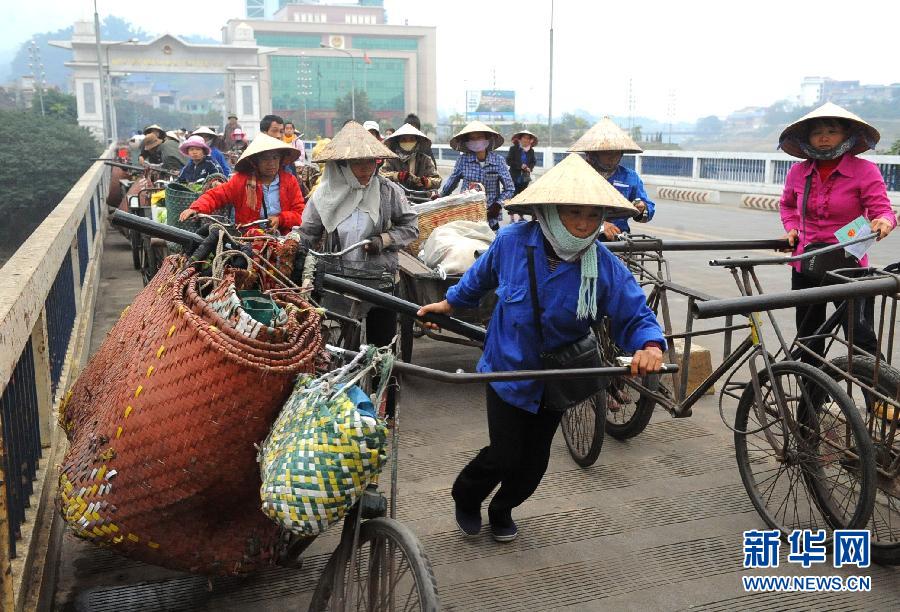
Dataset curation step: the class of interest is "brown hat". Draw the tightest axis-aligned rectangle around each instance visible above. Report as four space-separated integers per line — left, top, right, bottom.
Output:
778 102 880 159
512 129 539 146
311 121 397 162
234 133 301 173
569 117 643 154
449 120 504 152
505 153 637 219
142 132 162 150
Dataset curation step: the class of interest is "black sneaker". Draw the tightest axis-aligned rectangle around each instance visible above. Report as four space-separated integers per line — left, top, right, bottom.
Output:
490 519 518 543
455 505 482 537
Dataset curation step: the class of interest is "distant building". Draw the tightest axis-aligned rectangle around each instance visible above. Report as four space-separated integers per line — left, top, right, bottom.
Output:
801 76 900 107
725 106 766 131
225 0 436 137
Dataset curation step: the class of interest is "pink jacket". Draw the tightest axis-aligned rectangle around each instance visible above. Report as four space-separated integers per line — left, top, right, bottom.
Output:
779 155 896 269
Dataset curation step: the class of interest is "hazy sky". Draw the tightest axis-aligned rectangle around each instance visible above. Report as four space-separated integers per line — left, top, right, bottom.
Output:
5 0 898 121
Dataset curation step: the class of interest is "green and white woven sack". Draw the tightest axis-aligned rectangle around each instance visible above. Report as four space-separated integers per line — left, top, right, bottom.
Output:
259 374 388 536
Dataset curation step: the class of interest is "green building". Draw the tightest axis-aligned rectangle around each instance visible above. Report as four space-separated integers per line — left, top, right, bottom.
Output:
224 2 436 137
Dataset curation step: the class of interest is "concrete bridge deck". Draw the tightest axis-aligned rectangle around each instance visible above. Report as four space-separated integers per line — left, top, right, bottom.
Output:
53 205 900 611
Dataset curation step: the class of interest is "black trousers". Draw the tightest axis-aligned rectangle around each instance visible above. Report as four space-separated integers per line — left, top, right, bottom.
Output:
792 270 879 363
452 385 563 524
366 305 398 416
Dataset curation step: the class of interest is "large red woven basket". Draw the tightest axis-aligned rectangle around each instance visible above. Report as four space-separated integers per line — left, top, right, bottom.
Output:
58 257 322 575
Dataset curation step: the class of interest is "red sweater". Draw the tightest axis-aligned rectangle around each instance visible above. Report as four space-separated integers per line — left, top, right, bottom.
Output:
189 170 305 232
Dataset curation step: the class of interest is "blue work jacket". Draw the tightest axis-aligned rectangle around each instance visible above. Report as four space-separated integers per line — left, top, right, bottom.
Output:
446 221 665 413
209 147 231 177
608 165 655 233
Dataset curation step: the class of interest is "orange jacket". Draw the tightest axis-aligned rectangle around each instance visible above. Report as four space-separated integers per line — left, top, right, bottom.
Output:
189 170 305 232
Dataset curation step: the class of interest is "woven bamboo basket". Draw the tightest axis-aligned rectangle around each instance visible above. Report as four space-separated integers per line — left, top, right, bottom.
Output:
406 195 486 257
58 257 322 575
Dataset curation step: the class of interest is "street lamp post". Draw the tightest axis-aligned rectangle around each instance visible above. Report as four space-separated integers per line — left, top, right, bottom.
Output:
93 0 107 143
320 43 355 121
27 41 46 116
105 38 139 143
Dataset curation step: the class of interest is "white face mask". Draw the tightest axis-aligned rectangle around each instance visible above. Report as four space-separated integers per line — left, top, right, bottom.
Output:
398 141 417 152
466 139 490 153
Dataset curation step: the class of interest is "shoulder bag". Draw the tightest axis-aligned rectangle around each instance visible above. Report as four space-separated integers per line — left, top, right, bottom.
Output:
526 247 605 412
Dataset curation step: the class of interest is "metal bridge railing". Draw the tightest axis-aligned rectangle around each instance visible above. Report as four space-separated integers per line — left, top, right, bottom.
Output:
0 147 111 610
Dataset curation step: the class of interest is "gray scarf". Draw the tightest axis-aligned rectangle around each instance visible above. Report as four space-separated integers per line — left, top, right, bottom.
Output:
314 162 382 233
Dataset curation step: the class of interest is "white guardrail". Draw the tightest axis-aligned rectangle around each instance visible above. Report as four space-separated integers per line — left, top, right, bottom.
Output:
0 147 112 610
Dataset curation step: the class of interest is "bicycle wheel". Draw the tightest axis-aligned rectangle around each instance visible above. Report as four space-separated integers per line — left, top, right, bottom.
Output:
309 517 439 612
597 322 658 440
560 393 606 467
831 355 900 564
734 361 876 536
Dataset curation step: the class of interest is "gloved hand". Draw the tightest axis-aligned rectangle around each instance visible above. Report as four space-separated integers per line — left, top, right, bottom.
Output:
397 170 409 183
363 235 384 255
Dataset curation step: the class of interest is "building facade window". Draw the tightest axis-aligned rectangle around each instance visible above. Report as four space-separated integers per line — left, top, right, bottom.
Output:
82 81 96 114
241 85 254 116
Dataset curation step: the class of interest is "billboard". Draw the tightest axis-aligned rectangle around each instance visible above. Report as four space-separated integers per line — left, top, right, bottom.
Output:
466 90 515 122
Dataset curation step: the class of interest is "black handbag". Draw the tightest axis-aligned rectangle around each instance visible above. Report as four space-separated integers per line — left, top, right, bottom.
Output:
526 247 605 412
799 173 857 282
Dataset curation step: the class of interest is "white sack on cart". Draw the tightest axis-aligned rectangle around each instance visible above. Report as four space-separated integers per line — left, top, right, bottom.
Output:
410 189 485 215
419 220 495 274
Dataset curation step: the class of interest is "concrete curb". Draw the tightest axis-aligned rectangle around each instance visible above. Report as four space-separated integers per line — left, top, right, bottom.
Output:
740 194 781 212
656 187 720 204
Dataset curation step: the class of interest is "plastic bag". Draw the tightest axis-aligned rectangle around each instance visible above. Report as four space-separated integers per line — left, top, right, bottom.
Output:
419 220 495 274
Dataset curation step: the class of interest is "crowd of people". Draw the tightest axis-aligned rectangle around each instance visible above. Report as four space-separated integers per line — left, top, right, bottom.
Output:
143 101 895 544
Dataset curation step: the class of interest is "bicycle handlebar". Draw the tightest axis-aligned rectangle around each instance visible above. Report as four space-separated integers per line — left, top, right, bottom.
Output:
327 345 678 383
109 210 488 341
707 234 877 268
603 238 790 253
692 275 900 319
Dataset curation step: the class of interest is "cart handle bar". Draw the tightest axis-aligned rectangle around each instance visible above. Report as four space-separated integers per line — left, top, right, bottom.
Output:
110 210 488 342
693 276 900 319
327 345 678 383
708 234 877 268
604 238 790 253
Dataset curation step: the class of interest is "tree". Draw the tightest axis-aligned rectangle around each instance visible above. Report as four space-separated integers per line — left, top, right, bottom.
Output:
695 115 724 136
333 89 372 130
0 110 101 263
32 88 77 123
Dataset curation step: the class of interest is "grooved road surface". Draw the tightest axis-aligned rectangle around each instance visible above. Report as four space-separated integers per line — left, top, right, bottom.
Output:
54 202 900 611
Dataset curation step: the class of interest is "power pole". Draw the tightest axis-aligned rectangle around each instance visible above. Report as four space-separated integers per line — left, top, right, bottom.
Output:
547 0 555 162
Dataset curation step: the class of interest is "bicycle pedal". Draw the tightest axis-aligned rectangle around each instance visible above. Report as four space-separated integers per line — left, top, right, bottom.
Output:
360 487 387 519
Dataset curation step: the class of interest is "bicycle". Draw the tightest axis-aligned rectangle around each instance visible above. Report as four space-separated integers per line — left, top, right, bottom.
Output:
785 262 900 564
110 211 443 610
567 236 882 538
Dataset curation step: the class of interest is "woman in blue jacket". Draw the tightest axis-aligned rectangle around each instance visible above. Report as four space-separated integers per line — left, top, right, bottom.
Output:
570 117 655 241
418 154 665 542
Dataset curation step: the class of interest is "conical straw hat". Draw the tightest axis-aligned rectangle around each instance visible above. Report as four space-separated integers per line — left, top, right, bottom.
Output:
449 120 504 152
778 102 880 159
505 154 638 219
311 121 397 162
383 122 432 148
568 117 643 154
234 133 301 173
512 129 539 146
